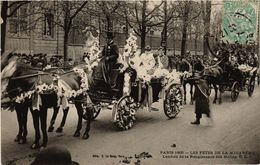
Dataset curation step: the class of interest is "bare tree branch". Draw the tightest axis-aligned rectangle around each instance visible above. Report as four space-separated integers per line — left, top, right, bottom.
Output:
68 1 88 31
7 1 30 17
127 19 140 37
110 2 121 14
70 1 88 21
134 3 142 31
7 1 28 8
145 1 163 19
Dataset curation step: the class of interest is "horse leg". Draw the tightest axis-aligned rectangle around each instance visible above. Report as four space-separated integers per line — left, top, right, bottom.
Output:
39 106 48 148
213 84 218 104
218 85 222 104
183 83 187 105
30 107 41 149
48 106 60 132
82 106 93 139
74 102 83 137
56 107 69 133
19 102 29 144
190 84 194 105
14 104 23 143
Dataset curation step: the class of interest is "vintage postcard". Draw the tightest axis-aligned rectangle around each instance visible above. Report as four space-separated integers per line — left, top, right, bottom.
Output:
1 0 259 164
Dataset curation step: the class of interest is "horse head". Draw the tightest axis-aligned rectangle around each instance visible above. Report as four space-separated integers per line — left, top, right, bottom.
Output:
201 64 223 80
83 26 100 64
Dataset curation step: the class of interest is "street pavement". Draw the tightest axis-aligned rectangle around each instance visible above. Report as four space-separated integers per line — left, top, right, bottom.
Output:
1 85 260 165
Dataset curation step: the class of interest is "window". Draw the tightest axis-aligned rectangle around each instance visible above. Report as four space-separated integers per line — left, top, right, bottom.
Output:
43 12 54 38
150 30 154 36
122 25 127 33
8 3 29 37
101 19 107 31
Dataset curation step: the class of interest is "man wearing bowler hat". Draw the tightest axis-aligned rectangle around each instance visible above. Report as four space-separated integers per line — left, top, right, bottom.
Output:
101 29 119 88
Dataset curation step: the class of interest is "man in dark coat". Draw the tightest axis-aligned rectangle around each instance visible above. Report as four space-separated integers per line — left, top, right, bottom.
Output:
191 75 211 125
101 31 119 87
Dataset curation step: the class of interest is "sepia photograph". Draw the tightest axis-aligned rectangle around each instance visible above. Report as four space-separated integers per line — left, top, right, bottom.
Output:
1 0 259 164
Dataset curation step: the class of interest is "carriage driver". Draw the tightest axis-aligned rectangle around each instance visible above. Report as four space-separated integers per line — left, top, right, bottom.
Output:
101 30 119 88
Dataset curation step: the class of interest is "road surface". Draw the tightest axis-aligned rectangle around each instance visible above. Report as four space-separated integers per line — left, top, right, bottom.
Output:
1 85 260 165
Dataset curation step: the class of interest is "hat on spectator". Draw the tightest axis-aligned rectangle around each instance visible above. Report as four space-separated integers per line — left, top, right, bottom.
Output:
30 146 79 165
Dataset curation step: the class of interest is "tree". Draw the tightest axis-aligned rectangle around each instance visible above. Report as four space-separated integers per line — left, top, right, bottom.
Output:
1 1 30 55
125 0 164 53
98 1 122 33
159 1 179 55
180 1 191 59
201 0 211 57
53 1 88 62
78 1 123 40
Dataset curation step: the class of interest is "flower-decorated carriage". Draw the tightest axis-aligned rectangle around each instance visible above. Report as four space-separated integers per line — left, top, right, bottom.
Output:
83 32 183 130
1 29 183 147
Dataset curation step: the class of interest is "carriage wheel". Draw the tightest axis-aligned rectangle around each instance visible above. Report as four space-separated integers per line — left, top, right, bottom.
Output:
83 104 101 120
248 78 255 97
164 84 182 119
114 96 136 130
231 82 240 102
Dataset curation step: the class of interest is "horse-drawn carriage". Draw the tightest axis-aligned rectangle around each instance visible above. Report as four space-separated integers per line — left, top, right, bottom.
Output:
208 48 258 103
1 30 183 148
217 66 241 102
82 32 183 130
84 64 182 130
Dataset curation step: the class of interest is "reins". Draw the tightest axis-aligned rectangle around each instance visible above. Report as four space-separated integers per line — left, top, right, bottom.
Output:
200 57 225 74
10 71 51 80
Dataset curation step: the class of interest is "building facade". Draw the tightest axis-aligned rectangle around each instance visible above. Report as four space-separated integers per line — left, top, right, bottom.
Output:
5 2 205 63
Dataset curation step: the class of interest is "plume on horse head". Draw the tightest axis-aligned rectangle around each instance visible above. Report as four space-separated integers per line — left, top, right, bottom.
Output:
1 50 16 70
118 31 139 72
1 52 20 94
83 26 100 63
83 26 99 48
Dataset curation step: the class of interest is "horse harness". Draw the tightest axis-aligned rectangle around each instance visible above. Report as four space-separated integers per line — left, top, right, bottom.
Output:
8 71 55 97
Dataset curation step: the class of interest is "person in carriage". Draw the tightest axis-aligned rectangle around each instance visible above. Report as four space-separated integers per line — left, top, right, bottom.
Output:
154 46 169 69
100 30 119 88
138 45 158 111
